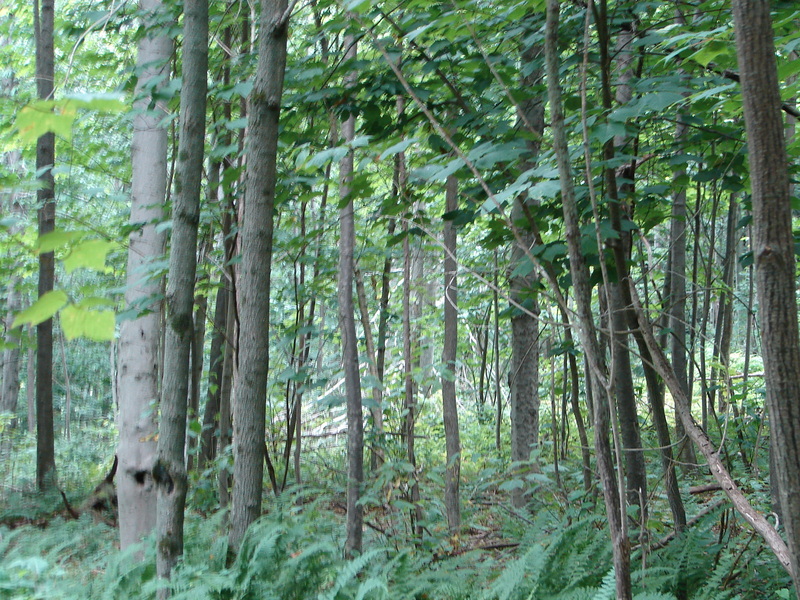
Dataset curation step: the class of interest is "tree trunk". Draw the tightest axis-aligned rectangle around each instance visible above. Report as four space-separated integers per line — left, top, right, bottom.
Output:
27 333 35 433
338 34 364 557
1 284 22 418
199 276 227 470
545 2 631 597
228 0 290 551
354 268 384 469
218 285 235 508
732 0 800 590
34 0 56 492
154 0 207 587
58 330 71 440
117 0 171 551
403 226 423 539
441 173 461 532
509 32 544 508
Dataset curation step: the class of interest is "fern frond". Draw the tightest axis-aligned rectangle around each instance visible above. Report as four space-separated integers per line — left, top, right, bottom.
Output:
354 576 390 600
590 568 615 600
322 548 386 600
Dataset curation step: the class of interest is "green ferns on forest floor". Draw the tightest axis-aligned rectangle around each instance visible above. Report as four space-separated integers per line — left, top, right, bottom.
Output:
0 489 793 599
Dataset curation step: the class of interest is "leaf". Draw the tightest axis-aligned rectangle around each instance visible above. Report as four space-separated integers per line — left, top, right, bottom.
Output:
378 137 418 160
498 478 525 491
15 102 77 143
36 229 84 253
60 304 115 341
11 291 68 328
63 239 116 273
690 39 734 68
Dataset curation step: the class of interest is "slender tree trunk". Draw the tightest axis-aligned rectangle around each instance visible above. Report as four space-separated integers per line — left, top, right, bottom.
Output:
546 2 631 597
229 0 290 551
402 227 423 538
34 0 56 492
154 0 207 586
441 173 461 532
27 334 35 433
709 197 737 416
1 284 22 417
117 0 171 550
599 2 647 525
493 253 502 452
199 190 228 470
733 0 800 589
354 268 384 469
58 330 71 440
339 35 364 557
218 286 235 508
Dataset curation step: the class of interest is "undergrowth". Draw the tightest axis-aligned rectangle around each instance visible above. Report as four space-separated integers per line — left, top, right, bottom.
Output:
0 485 792 600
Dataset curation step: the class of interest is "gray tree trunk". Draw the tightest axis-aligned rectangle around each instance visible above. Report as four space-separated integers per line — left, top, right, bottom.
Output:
228 0 290 551
733 0 800 590
338 38 364 555
509 35 544 509
154 0 207 588
1 284 22 417
117 0 171 551
199 277 227 469
441 173 461 532
26 336 35 433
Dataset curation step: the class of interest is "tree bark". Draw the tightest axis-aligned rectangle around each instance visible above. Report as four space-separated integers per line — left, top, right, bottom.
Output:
441 173 461 532
732 0 800 590
1 284 22 418
154 0 207 587
34 0 56 492
546 2 631 597
338 34 364 558
228 0 290 551
509 34 544 509
117 0 171 551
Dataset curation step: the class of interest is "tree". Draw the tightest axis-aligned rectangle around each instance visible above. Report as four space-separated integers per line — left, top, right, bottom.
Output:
545 1 631 596
732 0 800 591
154 0 208 587
338 33 364 558
509 34 544 509
34 0 56 492
229 0 290 551
117 0 171 550
441 173 461 532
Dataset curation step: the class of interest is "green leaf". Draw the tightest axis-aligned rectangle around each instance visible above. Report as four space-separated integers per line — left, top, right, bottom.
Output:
15 102 77 143
379 137 418 160
499 479 525 491
60 304 115 341
63 239 116 273
36 229 83 253
11 291 68 328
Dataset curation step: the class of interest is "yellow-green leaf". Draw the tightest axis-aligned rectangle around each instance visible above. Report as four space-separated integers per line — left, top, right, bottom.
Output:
63 239 115 273
11 290 68 328
15 101 78 143
60 304 115 341
36 229 83 253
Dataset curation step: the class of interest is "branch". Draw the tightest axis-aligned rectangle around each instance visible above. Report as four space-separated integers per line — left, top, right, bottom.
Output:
628 279 794 578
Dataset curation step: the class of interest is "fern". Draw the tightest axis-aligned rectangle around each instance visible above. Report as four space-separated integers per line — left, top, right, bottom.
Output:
590 568 616 600
483 542 546 600
353 576 389 600
322 548 386 600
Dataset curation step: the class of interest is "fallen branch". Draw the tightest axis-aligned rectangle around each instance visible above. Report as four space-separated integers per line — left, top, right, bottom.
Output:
629 281 794 578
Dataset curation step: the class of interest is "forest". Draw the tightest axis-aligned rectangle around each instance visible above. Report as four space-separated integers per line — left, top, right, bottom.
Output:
1 0 800 598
